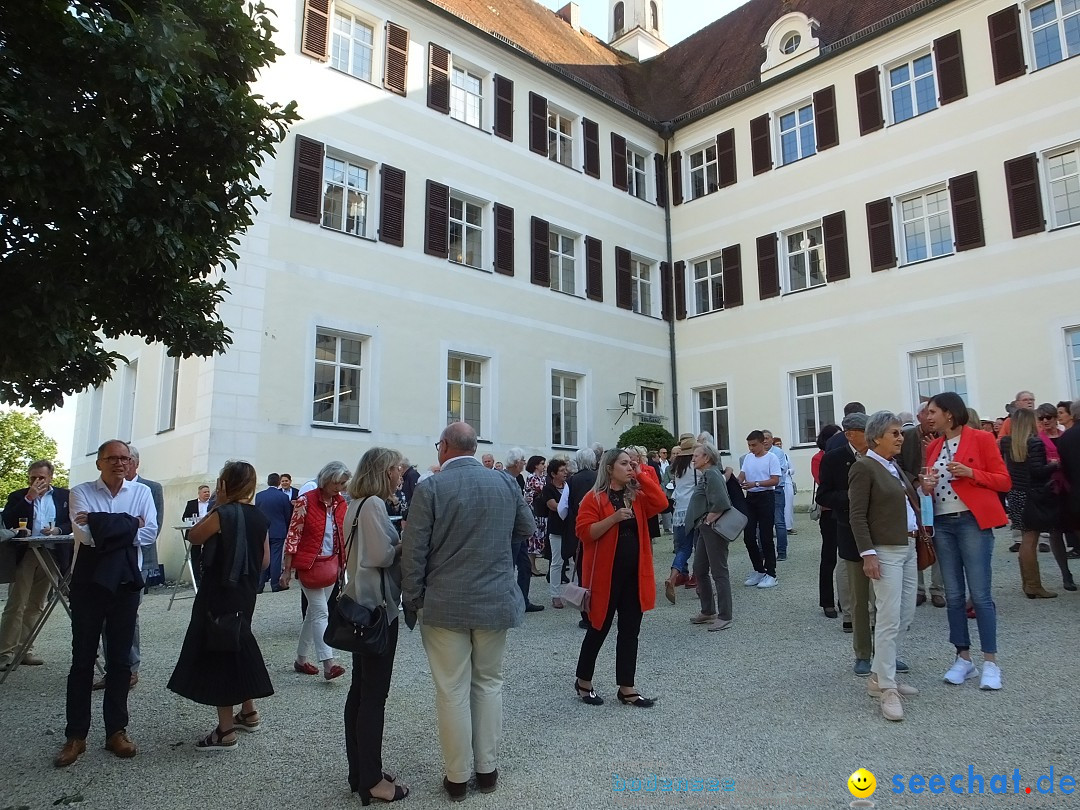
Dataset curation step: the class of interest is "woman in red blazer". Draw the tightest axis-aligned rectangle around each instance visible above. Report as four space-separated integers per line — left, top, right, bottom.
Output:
922 392 1011 691
573 449 668 707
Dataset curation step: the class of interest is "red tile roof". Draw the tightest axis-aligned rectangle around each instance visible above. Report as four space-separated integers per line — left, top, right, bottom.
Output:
418 0 944 125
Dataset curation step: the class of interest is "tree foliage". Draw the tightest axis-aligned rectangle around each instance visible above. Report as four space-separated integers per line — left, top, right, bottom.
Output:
0 411 69 498
616 424 677 454
0 0 298 410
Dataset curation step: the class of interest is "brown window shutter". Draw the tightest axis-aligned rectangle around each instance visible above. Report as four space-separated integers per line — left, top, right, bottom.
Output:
756 234 780 299
528 92 547 156
717 129 737 189
654 154 668 207
530 217 550 286
988 6 1026 84
660 261 673 321
493 203 515 275
1004 154 1046 238
670 151 683 206
582 119 600 178
493 75 514 141
674 261 687 320
721 244 743 307
854 67 883 135
427 43 450 114
290 135 324 223
301 0 330 60
384 23 410 96
813 86 839 151
611 133 628 191
865 198 896 272
822 211 850 281
615 247 633 310
949 171 985 252
424 180 449 258
750 114 772 175
585 236 603 301
934 31 968 105
379 165 406 247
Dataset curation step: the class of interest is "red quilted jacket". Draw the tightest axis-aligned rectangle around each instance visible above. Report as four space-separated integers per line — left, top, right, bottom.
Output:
285 489 347 570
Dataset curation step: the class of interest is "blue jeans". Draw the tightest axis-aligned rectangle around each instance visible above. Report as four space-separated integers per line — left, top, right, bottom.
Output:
671 524 693 574
774 487 788 555
933 511 997 654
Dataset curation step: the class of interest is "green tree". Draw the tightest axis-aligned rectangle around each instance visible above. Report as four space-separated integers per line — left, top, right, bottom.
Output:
0 0 299 410
616 424 677 455
0 411 69 498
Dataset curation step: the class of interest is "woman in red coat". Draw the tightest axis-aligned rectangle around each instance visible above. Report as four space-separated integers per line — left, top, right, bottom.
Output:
573 449 668 707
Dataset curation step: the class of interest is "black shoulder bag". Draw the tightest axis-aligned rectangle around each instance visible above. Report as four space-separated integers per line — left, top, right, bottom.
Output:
323 498 390 655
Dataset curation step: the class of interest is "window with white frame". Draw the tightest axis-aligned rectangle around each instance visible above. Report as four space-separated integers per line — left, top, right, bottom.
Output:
688 143 719 199
899 186 953 263
692 255 724 315
1067 327 1080 397
1047 144 1080 228
118 360 137 442
313 329 365 427
450 65 483 127
777 102 816 165
157 355 179 433
322 154 370 237
792 369 834 446
551 372 581 447
696 385 730 451
631 258 654 316
888 52 937 123
446 353 484 434
547 109 574 167
549 229 577 295
783 224 826 292
85 385 103 455
1028 0 1080 70
330 11 374 82
449 194 483 268
639 385 658 415
911 346 967 402
627 146 648 200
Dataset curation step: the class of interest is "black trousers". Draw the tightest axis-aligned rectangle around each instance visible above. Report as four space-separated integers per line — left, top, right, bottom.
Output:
66 581 141 739
743 491 776 577
818 511 839 608
345 620 400 793
514 541 533 607
575 564 642 686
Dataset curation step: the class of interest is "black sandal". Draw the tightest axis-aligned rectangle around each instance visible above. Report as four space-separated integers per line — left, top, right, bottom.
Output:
359 783 410 806
617 691 656 708
574 679 603 705
233 710 260 733
196 726 238 751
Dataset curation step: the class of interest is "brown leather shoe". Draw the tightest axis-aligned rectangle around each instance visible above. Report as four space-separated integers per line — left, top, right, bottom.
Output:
476 769 498 794
22 653 44 666
931 595 946 608
54 738 86 767
92 677 106 691
443 776 467 802
105 730 137 758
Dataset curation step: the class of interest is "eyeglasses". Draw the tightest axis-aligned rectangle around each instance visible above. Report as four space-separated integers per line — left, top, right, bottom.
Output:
1037 415 1055 421
434 440 442 451
101 455 133 465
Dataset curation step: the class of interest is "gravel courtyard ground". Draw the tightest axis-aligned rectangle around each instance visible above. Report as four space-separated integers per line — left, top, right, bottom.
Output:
1 513 1077 809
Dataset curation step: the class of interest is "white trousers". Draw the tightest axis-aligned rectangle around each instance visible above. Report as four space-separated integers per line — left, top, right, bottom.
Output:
420 624 507 783
548 534 564 599
298 583 334 662
870 540 917 690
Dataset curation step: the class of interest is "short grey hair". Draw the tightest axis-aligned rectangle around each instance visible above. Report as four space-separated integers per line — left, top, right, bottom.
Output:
316 460 351 488
506 447 526 467
1072 399 1080 420
127 444 140 462
590 442 604 462
573 447 597 471
441 422 478 454
694 443 721 466
865 410 902 448
28 459 55 474
897 411 915 425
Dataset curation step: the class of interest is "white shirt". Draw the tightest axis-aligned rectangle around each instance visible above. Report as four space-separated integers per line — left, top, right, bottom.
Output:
298 479 318 496
197 499 210 518
69 477 158 569
862 449 918 558
741 452 782 492
27 487 56 535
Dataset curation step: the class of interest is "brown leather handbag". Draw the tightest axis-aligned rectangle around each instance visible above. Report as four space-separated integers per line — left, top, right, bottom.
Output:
916 528 937 571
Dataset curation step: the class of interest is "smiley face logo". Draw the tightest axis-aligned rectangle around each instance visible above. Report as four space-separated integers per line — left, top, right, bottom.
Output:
848 769 876 798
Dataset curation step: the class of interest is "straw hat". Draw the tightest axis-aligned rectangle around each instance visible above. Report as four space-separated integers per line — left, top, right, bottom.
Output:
671 436 696 457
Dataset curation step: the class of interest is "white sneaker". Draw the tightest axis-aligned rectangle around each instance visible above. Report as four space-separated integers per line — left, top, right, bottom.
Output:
943 656 979 685
744 572 765 587
756 574 778 588
867 673 920 697
979 661 1002 690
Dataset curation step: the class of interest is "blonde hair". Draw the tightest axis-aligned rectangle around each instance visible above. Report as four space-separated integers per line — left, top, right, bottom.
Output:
1008 409 1036 464
348 447 404 501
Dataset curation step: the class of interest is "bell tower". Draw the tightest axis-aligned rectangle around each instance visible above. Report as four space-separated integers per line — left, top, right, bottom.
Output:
609 0 667 60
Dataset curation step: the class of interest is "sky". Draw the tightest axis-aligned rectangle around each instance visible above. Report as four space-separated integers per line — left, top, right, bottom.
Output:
539 0 749 46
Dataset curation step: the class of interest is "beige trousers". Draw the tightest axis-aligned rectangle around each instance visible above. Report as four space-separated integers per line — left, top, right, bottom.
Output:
420 624 507 783
0 552 51 663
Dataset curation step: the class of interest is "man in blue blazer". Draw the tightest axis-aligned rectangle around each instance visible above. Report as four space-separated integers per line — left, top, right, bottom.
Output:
255 472 293 592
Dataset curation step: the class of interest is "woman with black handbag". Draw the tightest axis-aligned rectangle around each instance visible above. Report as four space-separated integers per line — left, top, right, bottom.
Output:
167 461 273 751
341 448 408 805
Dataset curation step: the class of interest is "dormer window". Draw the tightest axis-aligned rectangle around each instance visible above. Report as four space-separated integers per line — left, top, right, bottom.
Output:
761 12 820 78
781 32 801 54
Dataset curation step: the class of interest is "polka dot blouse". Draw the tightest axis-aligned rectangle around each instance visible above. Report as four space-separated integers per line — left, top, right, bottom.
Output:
932 436 968 516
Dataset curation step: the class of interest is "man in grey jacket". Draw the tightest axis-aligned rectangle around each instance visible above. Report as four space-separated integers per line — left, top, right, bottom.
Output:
401 422 534 801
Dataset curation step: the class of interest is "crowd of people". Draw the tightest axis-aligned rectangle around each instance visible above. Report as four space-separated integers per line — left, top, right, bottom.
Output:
1 386 1078 795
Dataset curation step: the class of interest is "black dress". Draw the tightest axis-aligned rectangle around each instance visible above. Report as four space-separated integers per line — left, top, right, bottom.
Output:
168 503 274 706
